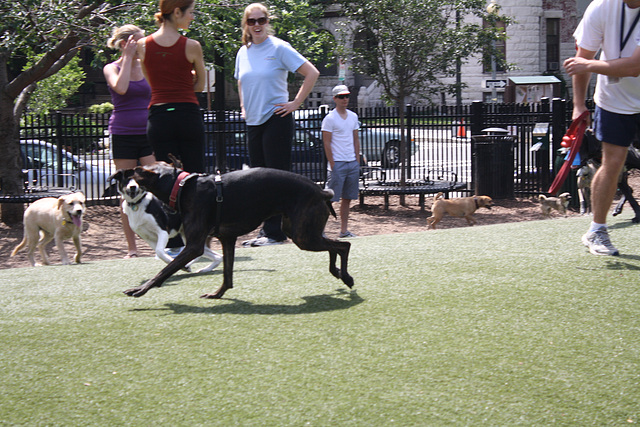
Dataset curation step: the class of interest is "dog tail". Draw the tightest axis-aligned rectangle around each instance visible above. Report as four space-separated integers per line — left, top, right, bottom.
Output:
322 189 338 218
11 238 27 257
539 194 547 202
327 201 337 218
434 192 444 202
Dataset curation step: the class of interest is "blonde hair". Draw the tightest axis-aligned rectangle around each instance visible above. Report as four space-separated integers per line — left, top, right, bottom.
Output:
241 3 274 46
107 25 144 49
154 0 194 26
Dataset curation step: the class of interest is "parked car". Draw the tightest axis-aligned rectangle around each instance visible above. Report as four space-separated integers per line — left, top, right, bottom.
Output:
359 123 415 168
296 110 416 168
20 139 115 199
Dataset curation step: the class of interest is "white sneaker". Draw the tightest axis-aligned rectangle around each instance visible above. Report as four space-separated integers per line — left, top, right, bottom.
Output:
582 229 619 256
339 230 357 238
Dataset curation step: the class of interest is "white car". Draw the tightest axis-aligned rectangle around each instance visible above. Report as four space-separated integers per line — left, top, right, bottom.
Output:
20 139 115 200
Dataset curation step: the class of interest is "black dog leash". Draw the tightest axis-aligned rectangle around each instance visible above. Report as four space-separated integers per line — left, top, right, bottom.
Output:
214 174 223 235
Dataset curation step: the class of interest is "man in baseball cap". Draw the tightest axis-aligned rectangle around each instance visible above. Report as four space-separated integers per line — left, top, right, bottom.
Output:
322 84 360 238
332 84 351 97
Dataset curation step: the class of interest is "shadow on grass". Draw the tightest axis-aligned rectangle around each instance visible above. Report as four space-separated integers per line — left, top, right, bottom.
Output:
603 256 640 271
576 254 640 271
133 289 364 316
609 220 640 231
131 255 273 288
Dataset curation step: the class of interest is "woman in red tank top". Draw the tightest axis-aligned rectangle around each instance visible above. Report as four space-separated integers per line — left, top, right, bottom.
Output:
138 0 207 174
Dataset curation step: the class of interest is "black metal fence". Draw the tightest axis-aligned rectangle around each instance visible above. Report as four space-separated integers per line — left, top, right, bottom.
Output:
14 98 575 206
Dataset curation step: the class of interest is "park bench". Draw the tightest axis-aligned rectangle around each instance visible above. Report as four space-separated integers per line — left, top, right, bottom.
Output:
0 170 78 204
359 167 467 210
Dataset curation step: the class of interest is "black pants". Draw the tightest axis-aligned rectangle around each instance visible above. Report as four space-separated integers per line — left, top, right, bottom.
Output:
147 103 205 173
247 113 294 241
148 103 205 248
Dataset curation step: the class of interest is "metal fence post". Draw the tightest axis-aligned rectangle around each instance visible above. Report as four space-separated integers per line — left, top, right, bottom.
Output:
405 104 412 179
470 100 484 135
551 98 567 175
470 101 484 192
54 112 64 188
214 109 226 174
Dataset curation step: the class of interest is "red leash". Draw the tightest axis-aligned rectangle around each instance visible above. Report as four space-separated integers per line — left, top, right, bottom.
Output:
547 110 589 195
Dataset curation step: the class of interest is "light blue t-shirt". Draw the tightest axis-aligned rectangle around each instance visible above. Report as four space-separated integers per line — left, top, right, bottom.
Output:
235 36 307 126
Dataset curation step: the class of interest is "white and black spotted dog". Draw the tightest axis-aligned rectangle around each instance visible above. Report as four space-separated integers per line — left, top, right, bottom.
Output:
109 169 222 273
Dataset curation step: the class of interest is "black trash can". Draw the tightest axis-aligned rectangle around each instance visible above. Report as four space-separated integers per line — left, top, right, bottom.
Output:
472 131 516 199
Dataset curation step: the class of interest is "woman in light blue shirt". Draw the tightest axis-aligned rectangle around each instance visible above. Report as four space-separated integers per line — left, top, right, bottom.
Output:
235 2 319 246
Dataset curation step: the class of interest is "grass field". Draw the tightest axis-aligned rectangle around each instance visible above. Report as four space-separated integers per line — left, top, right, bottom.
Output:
1 213 639 425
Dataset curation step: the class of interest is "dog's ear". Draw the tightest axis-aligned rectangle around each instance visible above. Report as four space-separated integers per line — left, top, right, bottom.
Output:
168 154 183 169
108 170 124 182
57 195 68 210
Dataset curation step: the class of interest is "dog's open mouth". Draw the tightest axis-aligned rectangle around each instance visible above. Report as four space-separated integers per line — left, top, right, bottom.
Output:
70 213 82 228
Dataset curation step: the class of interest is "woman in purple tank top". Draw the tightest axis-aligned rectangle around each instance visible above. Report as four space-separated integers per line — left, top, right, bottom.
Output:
104 25 156 258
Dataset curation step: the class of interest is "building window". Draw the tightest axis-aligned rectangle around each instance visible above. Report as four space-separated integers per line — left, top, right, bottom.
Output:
482 19 506 74
483 91 504 103
546 18 560 72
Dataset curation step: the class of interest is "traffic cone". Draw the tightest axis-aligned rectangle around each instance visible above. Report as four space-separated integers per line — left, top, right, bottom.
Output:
455 119 466 138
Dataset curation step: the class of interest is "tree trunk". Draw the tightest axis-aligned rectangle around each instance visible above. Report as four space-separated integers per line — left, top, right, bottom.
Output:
0 77 26 225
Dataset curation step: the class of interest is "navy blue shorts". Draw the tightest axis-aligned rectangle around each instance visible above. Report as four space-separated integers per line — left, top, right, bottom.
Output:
111 134 154 160
594 106 640 148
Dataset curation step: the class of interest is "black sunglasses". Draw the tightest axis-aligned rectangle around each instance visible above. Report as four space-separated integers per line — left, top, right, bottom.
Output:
247 17 268 26
335 94 350 99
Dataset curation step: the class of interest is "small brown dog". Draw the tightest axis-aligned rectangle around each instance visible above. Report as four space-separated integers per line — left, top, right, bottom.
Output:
539 192 571 217
427 192 493 229
576 161 597 214
11 192 85 266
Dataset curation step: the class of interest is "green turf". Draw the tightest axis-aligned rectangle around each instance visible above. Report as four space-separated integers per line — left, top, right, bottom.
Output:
1 214 639 425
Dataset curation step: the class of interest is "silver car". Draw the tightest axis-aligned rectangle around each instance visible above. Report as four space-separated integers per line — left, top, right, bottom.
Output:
296 110 416 168
20 139 115 200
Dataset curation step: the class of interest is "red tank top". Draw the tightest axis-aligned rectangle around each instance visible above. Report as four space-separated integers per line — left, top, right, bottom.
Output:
144 35 199 106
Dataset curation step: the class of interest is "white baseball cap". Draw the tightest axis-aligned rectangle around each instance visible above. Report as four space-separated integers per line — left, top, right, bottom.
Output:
332 85 350 97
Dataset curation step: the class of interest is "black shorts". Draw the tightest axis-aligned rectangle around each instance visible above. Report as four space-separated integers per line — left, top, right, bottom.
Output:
147 103 205 173
111 134 154 160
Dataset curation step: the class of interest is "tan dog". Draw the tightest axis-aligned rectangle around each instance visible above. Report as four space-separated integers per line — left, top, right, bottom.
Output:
11 192 86 266
427 192 493 229
539 192 571 217
576 161 597 214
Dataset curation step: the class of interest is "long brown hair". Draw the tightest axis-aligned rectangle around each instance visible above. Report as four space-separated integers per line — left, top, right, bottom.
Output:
241 3 274 46
154 0 194 25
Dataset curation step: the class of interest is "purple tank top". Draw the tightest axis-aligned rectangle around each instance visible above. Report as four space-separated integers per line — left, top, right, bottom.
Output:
107 64 152 135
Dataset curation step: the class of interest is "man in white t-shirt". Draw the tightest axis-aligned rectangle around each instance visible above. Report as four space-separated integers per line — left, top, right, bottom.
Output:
563 0 640 256
322 85 361 238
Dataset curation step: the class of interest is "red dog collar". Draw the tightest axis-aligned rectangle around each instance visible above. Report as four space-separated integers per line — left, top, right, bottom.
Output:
169 171 190 210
